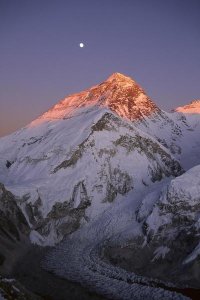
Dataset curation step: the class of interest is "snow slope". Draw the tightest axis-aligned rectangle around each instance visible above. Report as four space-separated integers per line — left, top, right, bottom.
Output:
0 72 200 299
43 178 188 300
34 72 158 122
0 73 188 244
134 109 200 170
144 165 200 258
44 177 190 300
0 107 183 244
44 165 200 299
175 100 200 114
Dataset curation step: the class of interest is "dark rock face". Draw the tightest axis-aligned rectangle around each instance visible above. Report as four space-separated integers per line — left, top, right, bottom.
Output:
0 183 30 274
35 181 92 239
113 133 184 180
6 160 14 169
0 183 29 238
0 276 42 300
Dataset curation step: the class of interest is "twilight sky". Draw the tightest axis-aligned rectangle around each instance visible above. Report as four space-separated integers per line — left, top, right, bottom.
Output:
0 0 200 137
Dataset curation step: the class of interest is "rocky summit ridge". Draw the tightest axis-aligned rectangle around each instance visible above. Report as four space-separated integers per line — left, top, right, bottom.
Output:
0 72 200 300
36 72 158 123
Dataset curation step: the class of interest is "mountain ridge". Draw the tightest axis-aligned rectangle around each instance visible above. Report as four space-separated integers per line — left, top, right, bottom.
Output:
0 72 200 300
175 99 200 114
32 72 158 124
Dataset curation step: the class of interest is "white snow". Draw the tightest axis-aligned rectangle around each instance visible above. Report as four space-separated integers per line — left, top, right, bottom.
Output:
0 105 182 245
43 181 189 300
152 246 170 261
0 73 199 299
175 100 200 114
183 242 200 264
29 230 46 245
136 109 200 170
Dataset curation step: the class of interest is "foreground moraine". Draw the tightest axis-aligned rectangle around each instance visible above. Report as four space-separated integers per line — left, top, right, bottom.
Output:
12 245 107 300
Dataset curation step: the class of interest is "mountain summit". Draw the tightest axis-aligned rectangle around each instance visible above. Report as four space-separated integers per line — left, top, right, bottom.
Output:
38 73 158 122
0 72 200 299
175 99 200 114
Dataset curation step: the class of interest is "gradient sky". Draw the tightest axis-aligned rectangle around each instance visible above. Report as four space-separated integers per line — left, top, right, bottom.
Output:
1 0 200 137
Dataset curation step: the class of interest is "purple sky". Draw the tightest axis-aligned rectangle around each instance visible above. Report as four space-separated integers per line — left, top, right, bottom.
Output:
1 0 200 137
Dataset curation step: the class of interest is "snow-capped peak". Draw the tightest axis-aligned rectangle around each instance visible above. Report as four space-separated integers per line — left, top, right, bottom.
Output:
106 72 136 84
175 99 200 114
31 73 159 125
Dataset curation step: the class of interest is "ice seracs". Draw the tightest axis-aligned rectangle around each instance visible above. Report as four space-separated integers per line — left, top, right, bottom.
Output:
0 72 199 299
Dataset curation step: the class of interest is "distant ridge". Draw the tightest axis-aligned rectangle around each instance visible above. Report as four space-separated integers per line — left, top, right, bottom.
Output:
175 99 200 114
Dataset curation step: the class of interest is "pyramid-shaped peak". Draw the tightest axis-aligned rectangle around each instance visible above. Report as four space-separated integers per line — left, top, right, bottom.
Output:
106 72 135 83
34 73 159 123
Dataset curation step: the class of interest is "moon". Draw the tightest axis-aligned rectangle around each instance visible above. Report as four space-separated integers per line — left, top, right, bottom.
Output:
79 42 85 48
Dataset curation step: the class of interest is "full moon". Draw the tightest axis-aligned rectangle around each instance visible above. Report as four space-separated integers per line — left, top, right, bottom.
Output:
79 42 84 48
